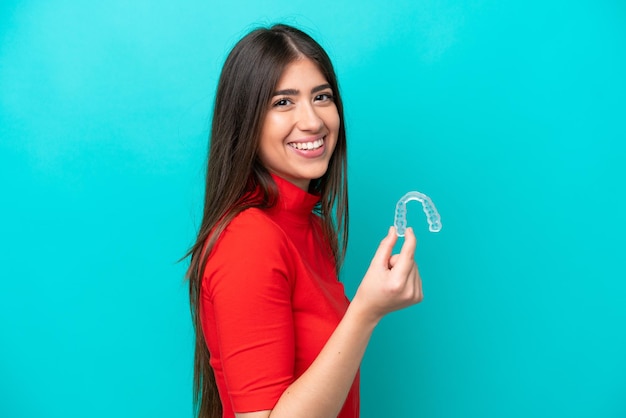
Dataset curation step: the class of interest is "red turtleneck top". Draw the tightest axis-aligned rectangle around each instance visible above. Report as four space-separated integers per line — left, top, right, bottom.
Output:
200 174 359 417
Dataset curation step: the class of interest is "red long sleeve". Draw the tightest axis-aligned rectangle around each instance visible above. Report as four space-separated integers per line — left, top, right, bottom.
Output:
200 175 359 417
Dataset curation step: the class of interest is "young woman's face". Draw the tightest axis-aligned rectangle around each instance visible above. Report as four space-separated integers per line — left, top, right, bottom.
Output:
258 58 339 191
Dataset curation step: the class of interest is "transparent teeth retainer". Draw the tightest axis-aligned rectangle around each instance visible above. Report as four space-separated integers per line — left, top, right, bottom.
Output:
394 191 442 237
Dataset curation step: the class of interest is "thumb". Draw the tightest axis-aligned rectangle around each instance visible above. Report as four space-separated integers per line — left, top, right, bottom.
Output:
388 254 401 269
391 227 417 273
371 226 398 267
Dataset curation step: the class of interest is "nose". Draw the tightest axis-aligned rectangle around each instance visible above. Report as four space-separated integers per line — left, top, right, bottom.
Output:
296 102 324 132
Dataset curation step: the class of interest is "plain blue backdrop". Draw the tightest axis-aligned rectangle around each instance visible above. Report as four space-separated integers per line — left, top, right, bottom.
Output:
1 1 625 417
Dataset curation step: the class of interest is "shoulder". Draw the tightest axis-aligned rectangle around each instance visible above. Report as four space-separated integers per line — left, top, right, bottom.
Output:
204 207 295 299
221 207 287 248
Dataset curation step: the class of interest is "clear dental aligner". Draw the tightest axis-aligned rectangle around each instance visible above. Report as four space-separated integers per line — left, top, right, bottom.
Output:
394 191 442 237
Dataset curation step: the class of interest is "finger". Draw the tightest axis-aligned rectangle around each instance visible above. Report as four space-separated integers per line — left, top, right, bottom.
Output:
399 227 417 260
392 227 417 273
371 226 398 267
388 254 400 269
413 263 423 302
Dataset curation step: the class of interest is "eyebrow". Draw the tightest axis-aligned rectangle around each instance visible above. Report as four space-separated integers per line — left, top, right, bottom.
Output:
272 83 332 97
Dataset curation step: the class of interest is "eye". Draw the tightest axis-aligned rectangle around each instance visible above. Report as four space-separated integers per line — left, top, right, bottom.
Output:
315 92 334 102
272 98 292 107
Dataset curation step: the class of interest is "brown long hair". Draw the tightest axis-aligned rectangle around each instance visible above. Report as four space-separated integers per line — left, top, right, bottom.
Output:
185 24 349 418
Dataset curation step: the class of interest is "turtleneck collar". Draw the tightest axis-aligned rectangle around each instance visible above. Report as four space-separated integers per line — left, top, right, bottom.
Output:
267 173 320 225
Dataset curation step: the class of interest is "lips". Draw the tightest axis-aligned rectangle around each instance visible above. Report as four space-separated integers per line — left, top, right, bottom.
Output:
287 136 326 158
287 137 324 151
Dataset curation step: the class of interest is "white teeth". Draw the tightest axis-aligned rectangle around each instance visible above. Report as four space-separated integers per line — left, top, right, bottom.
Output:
289 138 324 150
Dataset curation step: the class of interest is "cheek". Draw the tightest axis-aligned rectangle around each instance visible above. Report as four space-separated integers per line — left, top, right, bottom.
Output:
328 112 341 155
259 114 288 154
324 107 340 135
330 116 341 144
261 112 289 136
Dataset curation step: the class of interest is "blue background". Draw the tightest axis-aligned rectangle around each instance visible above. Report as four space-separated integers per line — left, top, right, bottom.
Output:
1 1 625 417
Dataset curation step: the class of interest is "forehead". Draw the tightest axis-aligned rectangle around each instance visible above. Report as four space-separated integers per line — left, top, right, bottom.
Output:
275 58 329 87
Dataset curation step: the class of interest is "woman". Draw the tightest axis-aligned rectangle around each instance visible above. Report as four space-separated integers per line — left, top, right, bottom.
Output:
186 24 423 418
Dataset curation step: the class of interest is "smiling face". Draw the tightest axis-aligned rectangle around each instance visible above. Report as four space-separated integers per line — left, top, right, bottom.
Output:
257 57 340 191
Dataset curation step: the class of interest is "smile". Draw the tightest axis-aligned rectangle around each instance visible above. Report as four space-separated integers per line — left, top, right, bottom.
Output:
288 138 324 151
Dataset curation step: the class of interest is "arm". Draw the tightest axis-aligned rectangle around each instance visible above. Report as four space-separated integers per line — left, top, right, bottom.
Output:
236 226 423 418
